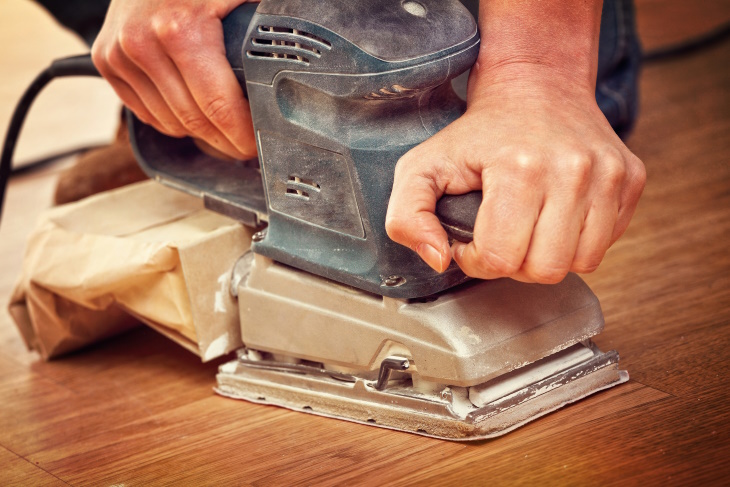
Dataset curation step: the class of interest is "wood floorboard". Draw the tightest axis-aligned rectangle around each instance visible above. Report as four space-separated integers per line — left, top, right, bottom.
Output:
635 0 730 51
0 445 69 487
1 2 729 485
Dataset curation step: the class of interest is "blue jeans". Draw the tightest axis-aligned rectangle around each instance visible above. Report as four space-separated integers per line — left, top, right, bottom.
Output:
35 0 641 135
596 0 642 136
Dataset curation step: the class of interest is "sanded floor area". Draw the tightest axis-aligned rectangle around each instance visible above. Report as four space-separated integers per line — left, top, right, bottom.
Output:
1 2 729 485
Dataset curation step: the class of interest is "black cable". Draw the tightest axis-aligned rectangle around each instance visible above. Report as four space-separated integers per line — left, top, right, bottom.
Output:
0 54 99 229
643 21 730 63
11 144 105 176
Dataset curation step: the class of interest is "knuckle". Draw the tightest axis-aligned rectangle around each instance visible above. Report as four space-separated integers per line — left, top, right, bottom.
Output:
106 43 126 69
118 29 148 61
571 254 603 274
474 248 521 276
510 150 544 182
154 12 195 50
155 21 182 47
179 111 211 134
563 152 593 186
392 158 408 181
630 157 647 193
203 96 236 126
394 149 423 177
601 152 627 187
90 43 106 70
525 264 569 284
384 215 414 246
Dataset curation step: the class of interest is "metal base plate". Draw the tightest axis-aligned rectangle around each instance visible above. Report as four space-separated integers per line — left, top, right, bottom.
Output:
215 343 628 441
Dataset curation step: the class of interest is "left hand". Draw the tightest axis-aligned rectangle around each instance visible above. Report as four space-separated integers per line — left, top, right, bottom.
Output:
91 0 260 160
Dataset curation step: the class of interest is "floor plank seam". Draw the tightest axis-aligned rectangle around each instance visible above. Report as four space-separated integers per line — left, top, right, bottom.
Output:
1 442 73 486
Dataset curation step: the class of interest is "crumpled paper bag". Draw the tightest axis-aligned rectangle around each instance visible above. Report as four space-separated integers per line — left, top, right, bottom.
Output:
8 180 253 360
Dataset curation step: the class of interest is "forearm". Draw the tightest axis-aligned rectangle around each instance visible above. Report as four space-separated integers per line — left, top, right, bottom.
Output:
471 0 603 98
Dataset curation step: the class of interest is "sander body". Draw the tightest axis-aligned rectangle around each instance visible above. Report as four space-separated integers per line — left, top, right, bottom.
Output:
0 0 628 440
130 0 628 441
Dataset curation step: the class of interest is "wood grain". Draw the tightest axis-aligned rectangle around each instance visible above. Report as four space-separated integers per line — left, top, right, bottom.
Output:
1 2 729 485
635 0 730 52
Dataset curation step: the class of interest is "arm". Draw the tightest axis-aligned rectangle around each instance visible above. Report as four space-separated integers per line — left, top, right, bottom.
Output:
386 0 646 283
91 0 259 160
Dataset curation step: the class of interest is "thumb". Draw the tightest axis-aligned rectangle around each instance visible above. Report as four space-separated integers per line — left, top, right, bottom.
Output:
385 157 452 273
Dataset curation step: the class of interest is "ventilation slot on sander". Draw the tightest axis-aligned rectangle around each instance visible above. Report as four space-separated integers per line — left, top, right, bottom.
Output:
285 175 320 201
248 25 332 64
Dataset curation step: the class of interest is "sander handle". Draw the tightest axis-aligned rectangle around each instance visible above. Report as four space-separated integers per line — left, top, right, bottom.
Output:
223 3 482 241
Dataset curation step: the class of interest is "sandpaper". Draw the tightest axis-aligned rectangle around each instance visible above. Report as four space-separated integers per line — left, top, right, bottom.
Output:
8 180 253 360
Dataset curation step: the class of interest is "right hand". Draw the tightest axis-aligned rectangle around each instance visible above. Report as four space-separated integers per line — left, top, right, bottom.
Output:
92 0 260 159
385 75 646 283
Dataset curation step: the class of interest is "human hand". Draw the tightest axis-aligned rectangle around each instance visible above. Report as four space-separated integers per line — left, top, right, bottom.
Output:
91 0 260 159
385 70 646 284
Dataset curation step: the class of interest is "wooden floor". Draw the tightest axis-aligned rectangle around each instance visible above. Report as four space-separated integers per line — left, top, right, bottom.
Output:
1 2 729 486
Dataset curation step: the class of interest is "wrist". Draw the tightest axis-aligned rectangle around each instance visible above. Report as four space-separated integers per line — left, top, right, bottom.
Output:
467 57 597 103
472 0 603 98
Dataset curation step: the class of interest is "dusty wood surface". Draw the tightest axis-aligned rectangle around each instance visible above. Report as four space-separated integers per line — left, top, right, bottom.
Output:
1 2 729 486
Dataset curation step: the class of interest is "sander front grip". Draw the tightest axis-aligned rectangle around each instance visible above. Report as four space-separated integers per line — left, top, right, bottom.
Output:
435 192 480 243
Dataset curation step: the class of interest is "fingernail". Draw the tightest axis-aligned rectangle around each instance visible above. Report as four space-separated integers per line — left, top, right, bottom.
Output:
417 243 446 273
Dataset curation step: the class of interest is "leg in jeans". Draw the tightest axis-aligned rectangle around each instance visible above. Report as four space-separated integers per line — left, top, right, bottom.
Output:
596 0 642 137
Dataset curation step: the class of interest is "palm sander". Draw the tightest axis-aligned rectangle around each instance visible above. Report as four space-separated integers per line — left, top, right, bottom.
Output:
2 0 628 440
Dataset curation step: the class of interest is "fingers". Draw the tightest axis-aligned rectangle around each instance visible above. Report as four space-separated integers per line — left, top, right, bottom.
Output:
519 197 584 283
452 160 543 280
570 154 624 273
123 39 249 158
152 17 256 158
91 1 258 160
383 99 645 281
515 154 591 283
453 182 584 284
95 44 186 136
570 202 616 274
386 156 455 273
452 151 626 284
571 150 645 274
385 176 452 273
612 153 647 244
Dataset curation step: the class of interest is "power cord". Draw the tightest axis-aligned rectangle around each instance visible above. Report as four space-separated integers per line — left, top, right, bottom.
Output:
642 21 730 63
0 54 99 229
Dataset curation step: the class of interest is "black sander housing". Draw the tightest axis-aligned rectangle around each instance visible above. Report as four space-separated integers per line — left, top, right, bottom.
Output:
129 0 482 299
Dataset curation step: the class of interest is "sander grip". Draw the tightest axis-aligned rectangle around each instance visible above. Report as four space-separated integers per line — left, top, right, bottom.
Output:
436 191 480 243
